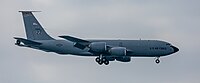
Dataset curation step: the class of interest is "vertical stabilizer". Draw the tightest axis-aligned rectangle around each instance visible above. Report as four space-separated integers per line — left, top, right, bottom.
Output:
19 11 54 40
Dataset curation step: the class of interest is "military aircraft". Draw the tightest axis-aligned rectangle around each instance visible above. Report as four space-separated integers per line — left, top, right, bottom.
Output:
14 11 179 65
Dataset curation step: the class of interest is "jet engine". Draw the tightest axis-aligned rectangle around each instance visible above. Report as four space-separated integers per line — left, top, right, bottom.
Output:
89 42 107 53
105 57 115 61
109 47 127 56
115 56 131 62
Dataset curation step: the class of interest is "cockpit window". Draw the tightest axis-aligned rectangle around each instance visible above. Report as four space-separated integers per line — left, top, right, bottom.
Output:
166 43 170 45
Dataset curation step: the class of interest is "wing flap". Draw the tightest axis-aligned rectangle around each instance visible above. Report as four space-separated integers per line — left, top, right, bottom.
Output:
73 43 87 49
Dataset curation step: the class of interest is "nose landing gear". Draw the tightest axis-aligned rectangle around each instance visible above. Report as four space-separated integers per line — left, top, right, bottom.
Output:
155 57 160 64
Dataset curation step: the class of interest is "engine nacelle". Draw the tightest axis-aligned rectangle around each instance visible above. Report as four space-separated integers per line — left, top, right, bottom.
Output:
116 56 131 62
109 47 127 56
105 57 115 61
89 42 107 53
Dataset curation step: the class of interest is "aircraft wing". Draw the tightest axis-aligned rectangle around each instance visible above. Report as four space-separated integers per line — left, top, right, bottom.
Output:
14 37 42 46
59 35 133 54
59 36 91 49
59 36 90 43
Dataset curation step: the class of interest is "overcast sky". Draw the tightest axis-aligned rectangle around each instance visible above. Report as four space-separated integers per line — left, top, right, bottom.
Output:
0 0 200 83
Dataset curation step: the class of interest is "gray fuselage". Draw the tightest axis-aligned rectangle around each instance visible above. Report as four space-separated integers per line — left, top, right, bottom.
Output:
36 40 176 57
16 11 179 64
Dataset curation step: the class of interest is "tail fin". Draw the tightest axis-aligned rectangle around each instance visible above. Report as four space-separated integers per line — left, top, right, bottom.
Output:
19 11 54 40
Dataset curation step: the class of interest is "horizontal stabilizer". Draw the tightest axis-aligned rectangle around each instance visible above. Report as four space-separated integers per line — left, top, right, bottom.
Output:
19 11 41 13
14 37 42 45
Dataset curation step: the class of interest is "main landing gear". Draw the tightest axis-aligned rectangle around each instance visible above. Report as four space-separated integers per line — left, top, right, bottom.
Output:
155 57 160 64
95 56 109 65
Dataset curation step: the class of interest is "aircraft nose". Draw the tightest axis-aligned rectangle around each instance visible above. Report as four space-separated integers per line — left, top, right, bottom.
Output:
171 46 179 53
